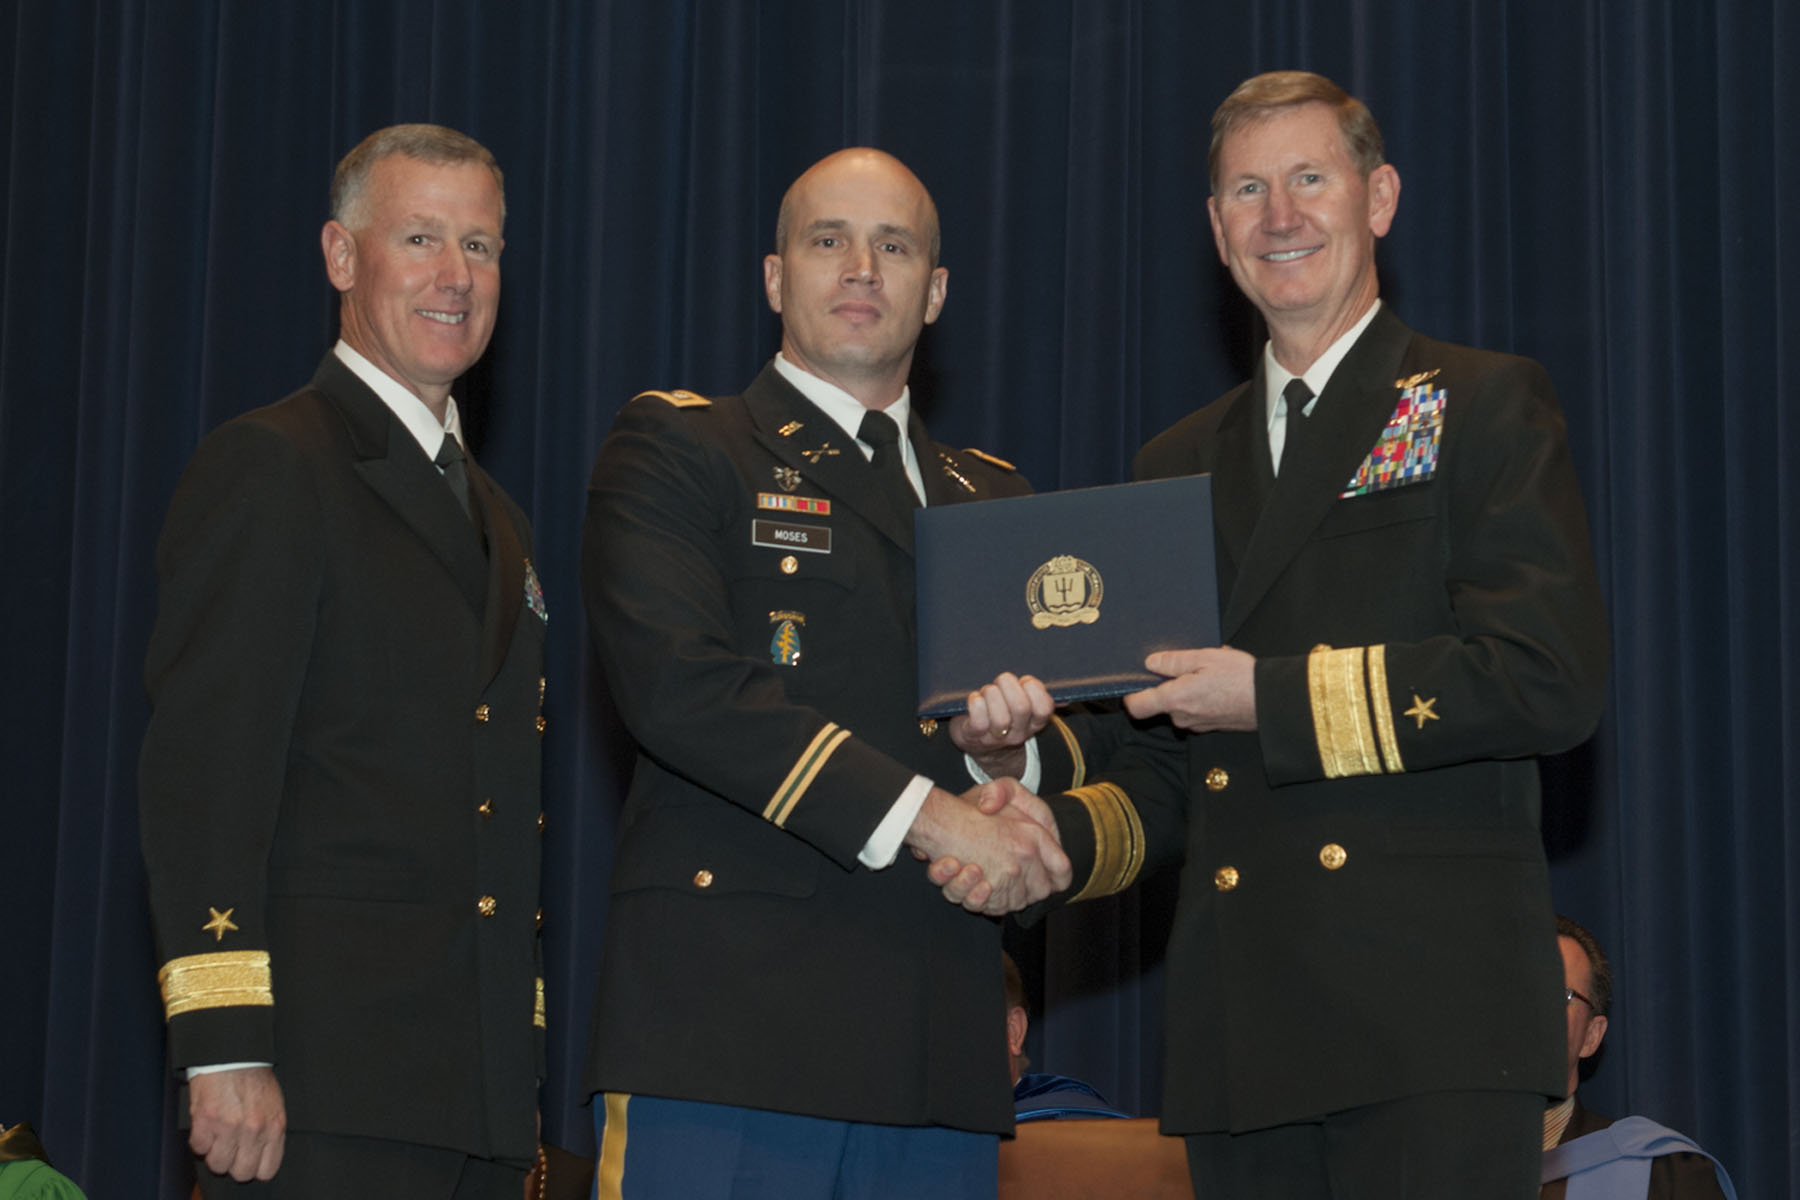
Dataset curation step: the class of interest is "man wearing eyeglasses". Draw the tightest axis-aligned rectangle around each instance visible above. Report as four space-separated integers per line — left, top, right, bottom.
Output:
1541 916 1735 1199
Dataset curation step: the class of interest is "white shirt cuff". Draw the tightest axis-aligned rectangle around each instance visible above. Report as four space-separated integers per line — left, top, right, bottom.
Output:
963 737 1042 793
858 774 935 868
186 1062 272 1079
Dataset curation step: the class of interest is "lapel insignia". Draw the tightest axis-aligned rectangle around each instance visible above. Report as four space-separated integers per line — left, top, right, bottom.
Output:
1340 382 1447 497
1403 693 1440 729
524 559 548 622
769 610 806 666
202 907 239 942
773 466 802 492
1394 369 1441 390
937 452 977 494
778 420 804 437
758 492 831 515
801 443 842 464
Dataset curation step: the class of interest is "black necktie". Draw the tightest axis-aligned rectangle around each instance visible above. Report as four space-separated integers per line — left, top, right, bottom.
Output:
1279 378 1313 474
435 434 472 517
858 409 919 523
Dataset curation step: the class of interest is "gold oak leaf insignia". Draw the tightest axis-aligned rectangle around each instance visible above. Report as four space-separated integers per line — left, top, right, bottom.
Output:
202 907 239 942
1403 694 1440 729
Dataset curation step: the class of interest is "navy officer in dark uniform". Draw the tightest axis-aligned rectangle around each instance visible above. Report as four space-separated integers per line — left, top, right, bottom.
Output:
140 125 546 1197
936 71 1611 1200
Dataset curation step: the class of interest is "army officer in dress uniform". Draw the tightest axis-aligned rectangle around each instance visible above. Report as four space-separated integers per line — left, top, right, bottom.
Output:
579 147 1073 1200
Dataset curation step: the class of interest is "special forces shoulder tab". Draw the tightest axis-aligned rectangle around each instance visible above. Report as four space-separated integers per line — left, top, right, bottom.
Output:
963 447 1016 471
634 388 713 409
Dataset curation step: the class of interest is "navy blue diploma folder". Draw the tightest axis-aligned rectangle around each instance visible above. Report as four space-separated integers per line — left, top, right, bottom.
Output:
915 474 1220 718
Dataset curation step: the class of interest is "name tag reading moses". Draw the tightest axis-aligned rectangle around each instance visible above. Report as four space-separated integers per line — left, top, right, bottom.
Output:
914 474 1220 718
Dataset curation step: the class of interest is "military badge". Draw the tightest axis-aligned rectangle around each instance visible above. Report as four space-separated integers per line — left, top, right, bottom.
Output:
758 492 832 515
937 452 977 494
769 610 806 666
202 906 239 942
1027 555 1103 628
1341 382 1446 497
773 466 802 492
524 559 548 621
778 420 804 437
802 444 842 464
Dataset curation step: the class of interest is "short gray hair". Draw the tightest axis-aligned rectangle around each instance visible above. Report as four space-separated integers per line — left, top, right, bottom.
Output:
330 123 505 229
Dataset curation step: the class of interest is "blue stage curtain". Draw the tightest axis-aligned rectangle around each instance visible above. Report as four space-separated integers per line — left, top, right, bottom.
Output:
2 2 1792 1196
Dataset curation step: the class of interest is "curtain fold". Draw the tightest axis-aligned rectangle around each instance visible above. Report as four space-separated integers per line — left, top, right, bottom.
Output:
3 2 1792 1195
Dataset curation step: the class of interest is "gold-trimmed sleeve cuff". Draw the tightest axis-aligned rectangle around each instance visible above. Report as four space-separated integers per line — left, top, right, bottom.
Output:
1064 783 1146 903
1307 645 1403 778
765 722 853 826
157 951 273 1020
534 976 547 1029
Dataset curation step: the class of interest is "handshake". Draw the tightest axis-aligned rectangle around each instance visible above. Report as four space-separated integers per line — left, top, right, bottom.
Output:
903 672 1071 917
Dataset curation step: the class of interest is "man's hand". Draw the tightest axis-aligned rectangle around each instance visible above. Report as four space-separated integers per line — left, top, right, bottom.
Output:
189 1065 286 1182
1123 647 1258 732
948 672 1054 780
906 780 1070 915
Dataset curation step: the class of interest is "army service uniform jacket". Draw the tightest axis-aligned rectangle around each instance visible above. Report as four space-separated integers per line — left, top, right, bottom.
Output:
580 362 1031 1135
1042 306 1610 1135
139 353 548 1163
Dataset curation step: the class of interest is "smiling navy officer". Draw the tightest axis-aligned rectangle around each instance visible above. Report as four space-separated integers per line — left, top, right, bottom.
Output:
140 125 546 1198
579 147 1074 1200
932 71 1611 1200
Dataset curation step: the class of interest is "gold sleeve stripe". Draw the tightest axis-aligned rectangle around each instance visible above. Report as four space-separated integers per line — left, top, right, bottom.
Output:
1365 644 1404 773
1308 646 1384 778
765 723 852 827
1065 783 1146 903
1048 714 1086 789
157 951 273 1019
534 976 547 1029
596 1092 630 1200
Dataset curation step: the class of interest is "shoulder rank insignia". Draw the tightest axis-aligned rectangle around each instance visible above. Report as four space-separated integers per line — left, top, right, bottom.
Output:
1341 381 1446 498
634 388 712 408
964 447 1016 471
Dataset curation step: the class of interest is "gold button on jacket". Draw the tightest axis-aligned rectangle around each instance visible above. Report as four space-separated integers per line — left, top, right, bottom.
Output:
693 869 714 889
1214 866 1240 891
474 703 491 723
477 895 497 917
1319 843 1348 870
1204 766 1229 792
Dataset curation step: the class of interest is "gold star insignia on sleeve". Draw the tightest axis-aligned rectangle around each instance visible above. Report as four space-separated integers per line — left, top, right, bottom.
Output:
1403 694 1440 729
202 907 239 942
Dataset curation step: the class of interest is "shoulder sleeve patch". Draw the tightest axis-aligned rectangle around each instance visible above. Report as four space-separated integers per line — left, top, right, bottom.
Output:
963 447 1016 471
633 388 712 408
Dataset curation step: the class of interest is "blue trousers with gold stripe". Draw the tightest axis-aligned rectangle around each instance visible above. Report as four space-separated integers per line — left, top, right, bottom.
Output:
592 1093 998 1200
